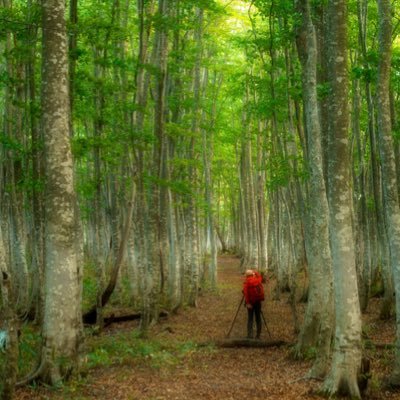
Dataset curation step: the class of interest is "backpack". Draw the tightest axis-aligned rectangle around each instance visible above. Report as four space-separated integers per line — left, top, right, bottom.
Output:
246 276 265 304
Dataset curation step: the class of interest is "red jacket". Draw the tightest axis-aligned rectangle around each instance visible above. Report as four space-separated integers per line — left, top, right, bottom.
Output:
243 271 264 305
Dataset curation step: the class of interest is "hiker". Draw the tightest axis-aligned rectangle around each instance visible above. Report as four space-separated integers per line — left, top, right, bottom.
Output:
243 269 264 339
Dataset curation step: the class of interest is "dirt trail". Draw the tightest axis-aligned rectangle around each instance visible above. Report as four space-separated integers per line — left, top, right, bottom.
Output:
95 255 315 400
15 255 398 399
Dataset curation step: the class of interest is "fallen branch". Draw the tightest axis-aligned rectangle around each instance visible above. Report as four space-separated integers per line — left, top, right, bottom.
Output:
83 311 169 326
212 338 288 348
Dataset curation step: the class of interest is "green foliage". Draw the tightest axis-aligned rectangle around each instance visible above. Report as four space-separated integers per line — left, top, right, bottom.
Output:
366 196 375 212
0 4 40 40
82 263 98 312
351 62 377 84
267 155 293 189
310 0 328 7
85 331 213 370
0 134 24 153
109 276 134 307
304 346 317 360
317 82 331 99
16 325 41 378
82 264 132 311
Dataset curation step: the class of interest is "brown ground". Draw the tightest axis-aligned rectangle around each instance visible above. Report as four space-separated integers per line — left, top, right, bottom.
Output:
15 255 400 399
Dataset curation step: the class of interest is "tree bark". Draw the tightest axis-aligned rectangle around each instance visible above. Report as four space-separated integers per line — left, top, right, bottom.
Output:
322 0 362 397
37 0 83 384
68 0 78 119
186 6 203 307
294 0 333 378
357 0 392 319
140 0 170 332
374 0 400 386
202 69 219 289
27 0 45 324
351 62 371 312
0 227 19 400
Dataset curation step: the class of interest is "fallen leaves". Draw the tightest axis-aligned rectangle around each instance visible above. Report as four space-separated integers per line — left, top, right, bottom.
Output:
15 255 400 399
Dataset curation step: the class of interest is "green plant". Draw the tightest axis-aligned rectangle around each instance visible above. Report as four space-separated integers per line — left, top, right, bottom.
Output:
18 325 41 377
84 330 214 372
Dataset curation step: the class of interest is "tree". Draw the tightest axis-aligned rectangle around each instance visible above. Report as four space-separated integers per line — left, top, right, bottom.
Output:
294 0 333 378
141 0 171 331
322 0 362 396
375 0 400 386
0 226 19 399
25 0 83 384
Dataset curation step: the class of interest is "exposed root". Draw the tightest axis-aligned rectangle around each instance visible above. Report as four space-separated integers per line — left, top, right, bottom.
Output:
321 369 362 399
16 358 45 387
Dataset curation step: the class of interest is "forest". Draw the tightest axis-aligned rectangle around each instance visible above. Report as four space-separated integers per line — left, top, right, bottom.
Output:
1 0 400 398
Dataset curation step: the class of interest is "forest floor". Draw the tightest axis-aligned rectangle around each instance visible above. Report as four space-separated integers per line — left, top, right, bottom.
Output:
15 255 400 400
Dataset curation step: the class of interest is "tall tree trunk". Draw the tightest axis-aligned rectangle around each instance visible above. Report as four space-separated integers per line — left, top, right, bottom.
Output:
202 69 218 289
186 6 203 307
36 0 83 384
351 69 371 313
131 0 154 330
322 0 362 396
256 120 268 273
2 0 30 318
154 0 170 298
240 115 259 269
0 227 19 400
69 0 78 120
375 0 400 385
314 3 329 183
283 42 307 335
357 0 392 318
28 0 45 324
294 0 334 378
141 0 170 332
92 48 105 330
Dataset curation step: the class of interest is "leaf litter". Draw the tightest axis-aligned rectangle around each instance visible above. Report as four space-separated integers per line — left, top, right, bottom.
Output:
15 255 400 399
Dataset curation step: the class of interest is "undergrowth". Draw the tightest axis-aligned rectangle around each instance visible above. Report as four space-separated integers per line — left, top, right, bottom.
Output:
12 324 215 399
84 330 215 371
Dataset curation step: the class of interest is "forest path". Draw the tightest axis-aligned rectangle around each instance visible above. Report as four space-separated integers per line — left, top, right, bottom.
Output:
16 255 397 399
88 254 315 400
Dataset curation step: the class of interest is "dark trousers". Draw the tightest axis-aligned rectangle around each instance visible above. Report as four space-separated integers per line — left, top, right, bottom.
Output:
247 302 262 339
